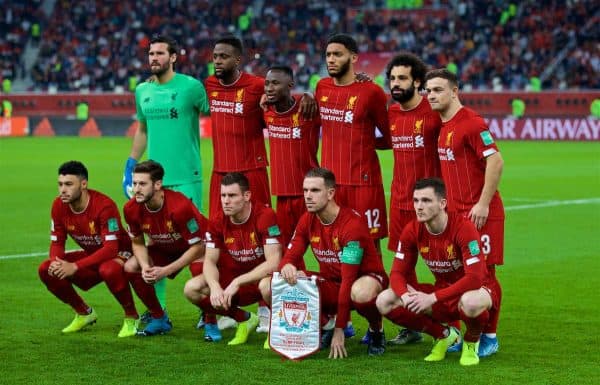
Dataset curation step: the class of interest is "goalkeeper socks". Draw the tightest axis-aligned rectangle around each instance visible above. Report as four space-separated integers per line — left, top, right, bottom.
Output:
154 278 167 309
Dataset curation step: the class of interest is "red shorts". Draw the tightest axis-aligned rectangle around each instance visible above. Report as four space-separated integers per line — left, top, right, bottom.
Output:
276 195 306 246
209 168 271 220
478 217 504 266
307 271 389 316
218 273 263 306
388 208 416 252
413 279 501 323
335 184 388 239
147 247 184 279
42 251 127 291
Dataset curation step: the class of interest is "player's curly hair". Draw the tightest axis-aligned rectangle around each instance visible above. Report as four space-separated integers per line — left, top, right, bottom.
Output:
385 52 428 90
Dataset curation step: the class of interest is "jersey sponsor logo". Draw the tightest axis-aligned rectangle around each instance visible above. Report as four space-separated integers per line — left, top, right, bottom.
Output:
186 218 199 233
438 147 455 161
341 241 364 264
107 218 119 232
480 130 495 145
169 107 178 119
414 119 423 134
446 244 456 260
415 135 424 148
89 221 96 235
468 240 481 256
72 233 102 246
268 225 281 237
425 259 462 273
292 127 301 139
344 110 354 124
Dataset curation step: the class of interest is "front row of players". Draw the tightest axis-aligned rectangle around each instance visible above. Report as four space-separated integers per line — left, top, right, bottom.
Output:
39 160 499 365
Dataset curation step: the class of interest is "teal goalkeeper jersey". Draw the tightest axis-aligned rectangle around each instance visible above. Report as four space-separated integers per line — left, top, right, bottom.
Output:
135 73 209 186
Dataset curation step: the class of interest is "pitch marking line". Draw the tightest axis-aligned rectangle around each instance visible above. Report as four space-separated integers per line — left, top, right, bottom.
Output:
1 198 598 261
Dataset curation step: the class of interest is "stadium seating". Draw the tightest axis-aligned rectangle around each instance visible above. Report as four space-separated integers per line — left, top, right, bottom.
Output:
7 0 598 92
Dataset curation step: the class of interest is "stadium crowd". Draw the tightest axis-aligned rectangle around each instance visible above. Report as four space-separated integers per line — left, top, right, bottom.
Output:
3 0 597 92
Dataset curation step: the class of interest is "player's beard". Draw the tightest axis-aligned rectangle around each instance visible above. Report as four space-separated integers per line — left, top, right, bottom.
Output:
150 61 170 77
328 58 351 79
215 66 235 80
391 83 416 103
62 188 82 204
136 190 153 204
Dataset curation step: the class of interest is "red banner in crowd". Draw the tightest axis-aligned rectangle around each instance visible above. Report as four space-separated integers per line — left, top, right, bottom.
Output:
0 117 29 137
486 117 599 141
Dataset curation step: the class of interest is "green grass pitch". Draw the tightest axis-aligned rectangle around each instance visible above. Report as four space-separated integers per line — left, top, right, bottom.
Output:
0 137 598 385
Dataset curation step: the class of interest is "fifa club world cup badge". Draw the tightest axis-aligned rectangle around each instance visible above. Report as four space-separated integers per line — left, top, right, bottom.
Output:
269 273 320 360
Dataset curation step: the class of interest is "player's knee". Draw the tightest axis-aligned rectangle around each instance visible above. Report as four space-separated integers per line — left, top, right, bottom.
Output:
98 259 120 279
38 259 52 281
123 257 139 274
258 277 271 305
183 276 206 303
351 280 377 304
375 289 395 315
459 291 486 317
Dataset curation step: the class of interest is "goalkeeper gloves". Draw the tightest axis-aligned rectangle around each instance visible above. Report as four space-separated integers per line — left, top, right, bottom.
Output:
122 157 137 198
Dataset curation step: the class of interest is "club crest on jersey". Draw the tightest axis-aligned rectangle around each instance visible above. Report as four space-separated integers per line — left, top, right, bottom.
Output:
414 119 423 134
346 96 358 109
332 237 340 251
446 244 456 260
277 287 312 332
89 221 96 235
445 131 454 146
235 89 244 114
292 112 300 128
249 232 257 246
166 220 174 233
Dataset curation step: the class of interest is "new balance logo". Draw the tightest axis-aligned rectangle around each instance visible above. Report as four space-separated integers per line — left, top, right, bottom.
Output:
235 102 243 114
143 97 150 103
415 135 424 148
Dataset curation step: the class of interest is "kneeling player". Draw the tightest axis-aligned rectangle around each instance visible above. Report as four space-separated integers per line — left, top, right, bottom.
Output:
184 172 281 346
123 160 208 336
38 161 139 337
271 168 388 359
376 178 500 366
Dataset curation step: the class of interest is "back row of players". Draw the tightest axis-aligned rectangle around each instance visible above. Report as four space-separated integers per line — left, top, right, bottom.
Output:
39 33 504 366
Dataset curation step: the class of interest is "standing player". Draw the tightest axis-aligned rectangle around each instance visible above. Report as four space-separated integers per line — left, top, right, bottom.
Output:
385 53 442 346
376 178 501 366
183 173 281 346
275 168 388 359
425 69 505 357
39 161 139 337
123 34 210 313
204 36 315 331
263 65 320 246
123 161 208 336
315 33 390 249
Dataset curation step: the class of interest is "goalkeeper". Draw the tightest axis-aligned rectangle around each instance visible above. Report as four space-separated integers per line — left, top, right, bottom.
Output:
123 35 209 313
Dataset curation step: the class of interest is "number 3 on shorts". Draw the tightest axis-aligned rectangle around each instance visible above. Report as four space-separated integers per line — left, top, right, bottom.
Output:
480 234 491 254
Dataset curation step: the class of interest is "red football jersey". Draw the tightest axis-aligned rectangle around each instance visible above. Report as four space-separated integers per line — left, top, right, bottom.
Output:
280 207 387 327
437 107 504 217
49 189 130 269
205 203 281 277
391 212 490 302
389 98 442 210
123 189 208 256
316 78 390 186
204 73 268 172
264 95 320 196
